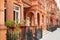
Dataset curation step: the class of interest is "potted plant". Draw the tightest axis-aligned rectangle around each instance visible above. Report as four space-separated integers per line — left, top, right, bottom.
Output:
5 20 21 40
5 20 21 31
14 23 21 31
5 20 15 31
5 20 14 28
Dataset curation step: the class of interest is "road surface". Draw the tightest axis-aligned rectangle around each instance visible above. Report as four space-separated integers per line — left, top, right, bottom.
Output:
40 28 60 40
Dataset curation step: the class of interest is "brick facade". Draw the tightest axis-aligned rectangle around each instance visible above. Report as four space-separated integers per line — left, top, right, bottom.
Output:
0 0 59 40
0 0 6 40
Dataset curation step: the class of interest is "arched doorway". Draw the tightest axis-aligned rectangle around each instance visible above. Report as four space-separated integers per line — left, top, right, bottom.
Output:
26 12 34 26
42 15 44 24
26 12 35 34
37 13 40 26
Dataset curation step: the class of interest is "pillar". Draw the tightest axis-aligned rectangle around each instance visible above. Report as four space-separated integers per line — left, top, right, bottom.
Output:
30 15 34 26
0 0 6 40
6 0 13 20
34 11 38 28
25 13 28 26
20 4 24 26
32 16 34 26
52 15 57 26
44 15 47 30
48 14 51 25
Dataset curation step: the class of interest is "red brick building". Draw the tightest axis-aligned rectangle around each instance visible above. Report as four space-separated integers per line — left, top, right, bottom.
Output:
0 0 59 40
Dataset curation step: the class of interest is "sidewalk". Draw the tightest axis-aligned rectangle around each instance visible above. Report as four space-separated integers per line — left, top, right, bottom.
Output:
40 28 60 40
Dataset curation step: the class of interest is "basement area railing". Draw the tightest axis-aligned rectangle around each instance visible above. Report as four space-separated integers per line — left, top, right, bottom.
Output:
6 26 42 40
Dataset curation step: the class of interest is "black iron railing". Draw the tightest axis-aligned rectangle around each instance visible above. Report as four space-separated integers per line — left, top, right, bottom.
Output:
6 29 20 40
6 26 43 40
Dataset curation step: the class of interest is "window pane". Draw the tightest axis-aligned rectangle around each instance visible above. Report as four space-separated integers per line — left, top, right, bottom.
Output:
14 11 15 20
4 9 6 22
14 5 19 10
16 12 18 20
4 2 6 9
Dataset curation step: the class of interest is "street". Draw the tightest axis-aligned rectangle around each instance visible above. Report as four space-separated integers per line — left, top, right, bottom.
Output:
40 28 60 40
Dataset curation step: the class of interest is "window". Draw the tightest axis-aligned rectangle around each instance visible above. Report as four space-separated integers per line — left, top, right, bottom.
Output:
4 2 6 22
14 5 20 23
4 9 6 22
4 2 6 9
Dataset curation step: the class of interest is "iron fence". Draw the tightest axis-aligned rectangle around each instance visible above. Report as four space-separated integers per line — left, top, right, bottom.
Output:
6 26 42 40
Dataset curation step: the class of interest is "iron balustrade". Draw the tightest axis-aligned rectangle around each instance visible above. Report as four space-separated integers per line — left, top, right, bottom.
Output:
6 26 43 40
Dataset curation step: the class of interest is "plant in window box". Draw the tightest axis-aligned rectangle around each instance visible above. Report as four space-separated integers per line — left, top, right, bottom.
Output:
11 21 21 31
5 20 21 40
5 20 16 32
5 20 14 28
14 23 21 31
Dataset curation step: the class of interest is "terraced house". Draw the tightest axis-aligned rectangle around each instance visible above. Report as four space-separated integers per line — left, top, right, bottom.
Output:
0 0 59 40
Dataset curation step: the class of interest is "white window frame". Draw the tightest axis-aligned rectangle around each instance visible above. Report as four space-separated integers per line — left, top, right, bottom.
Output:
14 4 20 23
4 2 6 9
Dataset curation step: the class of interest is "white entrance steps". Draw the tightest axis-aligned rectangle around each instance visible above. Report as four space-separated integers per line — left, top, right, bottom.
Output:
40 28 60 40
42 30 51 38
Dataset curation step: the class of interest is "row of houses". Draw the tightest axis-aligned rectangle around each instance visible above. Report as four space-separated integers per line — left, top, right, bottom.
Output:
0 0 59 40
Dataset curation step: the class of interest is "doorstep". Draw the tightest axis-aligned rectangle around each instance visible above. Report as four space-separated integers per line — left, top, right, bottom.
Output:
42 30 51 38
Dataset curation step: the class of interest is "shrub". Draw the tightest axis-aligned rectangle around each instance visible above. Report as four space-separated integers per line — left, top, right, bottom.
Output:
5 20 14 28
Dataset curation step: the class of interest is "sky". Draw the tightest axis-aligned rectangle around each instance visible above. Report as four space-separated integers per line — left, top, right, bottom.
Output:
55 0 60 9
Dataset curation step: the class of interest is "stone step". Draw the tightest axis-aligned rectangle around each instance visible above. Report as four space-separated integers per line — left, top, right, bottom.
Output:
42 30 52 38
42 30 50 37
